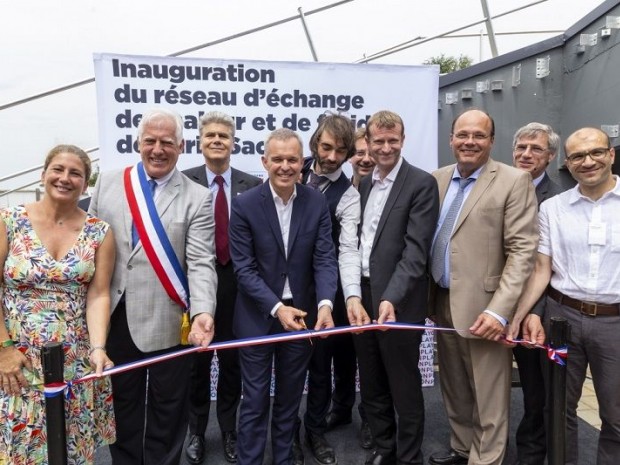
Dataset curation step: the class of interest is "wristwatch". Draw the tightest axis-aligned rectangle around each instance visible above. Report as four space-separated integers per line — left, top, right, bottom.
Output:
0 339 14 348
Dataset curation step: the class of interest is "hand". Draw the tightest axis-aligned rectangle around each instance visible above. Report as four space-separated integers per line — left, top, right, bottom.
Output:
0 346 32 395
469 312 504 341
89 348 114 376
276 305 308 332
498 324 517 348
522 314 545 346
346 296 371 328
315 305 335 335
189 313 215 348
376 301 396 325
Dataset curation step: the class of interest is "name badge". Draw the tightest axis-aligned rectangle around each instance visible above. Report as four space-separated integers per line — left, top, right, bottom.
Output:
588 222 607 246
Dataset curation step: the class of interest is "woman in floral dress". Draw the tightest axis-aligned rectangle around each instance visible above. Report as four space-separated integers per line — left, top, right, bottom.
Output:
0 145 116 464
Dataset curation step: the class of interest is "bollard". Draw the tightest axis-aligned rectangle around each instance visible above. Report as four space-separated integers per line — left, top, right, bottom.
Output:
548 317 569 465
42 342 68 465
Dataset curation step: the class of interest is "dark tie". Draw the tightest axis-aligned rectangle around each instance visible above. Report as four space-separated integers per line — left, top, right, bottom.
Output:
132 179 157 248
307 172 326 190
214 175 230 265
430 177 474 283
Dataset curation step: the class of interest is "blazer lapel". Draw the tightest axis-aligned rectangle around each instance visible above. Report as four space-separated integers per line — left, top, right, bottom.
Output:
453 159 497 233
155 170 181 217
261 183 286 258
287 187 306 255
373 159 408 247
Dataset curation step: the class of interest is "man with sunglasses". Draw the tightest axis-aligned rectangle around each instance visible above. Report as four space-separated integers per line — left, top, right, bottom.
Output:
515 127 620 465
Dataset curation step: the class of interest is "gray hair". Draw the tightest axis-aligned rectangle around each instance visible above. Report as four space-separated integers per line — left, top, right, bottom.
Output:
264 128 304 156
512 122 560 156
199 111 235 137
137 107 184 143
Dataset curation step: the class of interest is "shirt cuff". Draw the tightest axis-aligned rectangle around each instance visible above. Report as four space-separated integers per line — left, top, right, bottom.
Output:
318 300 333 312
342 284 362 302
484 309 508 327
270 302 284 317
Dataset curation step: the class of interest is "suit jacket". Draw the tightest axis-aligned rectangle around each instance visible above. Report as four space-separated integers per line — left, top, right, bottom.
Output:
89 168 218 352
230 181 338 339
431 159 538 335
536 172 563 206
359 158 439 322
182 165 262 199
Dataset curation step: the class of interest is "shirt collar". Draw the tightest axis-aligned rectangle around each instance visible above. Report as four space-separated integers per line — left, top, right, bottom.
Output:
452 164 484 181
569 175 620 204
532 172 546 187
371 156 403 184
310 162 342 183
206 166 232 187
148 169 175 187
268 181 297 205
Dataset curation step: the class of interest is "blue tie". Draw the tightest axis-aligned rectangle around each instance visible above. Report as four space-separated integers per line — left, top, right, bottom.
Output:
132 179 157 248
430 177 474 284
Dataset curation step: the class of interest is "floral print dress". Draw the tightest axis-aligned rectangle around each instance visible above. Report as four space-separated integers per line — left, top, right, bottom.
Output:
0 206 115 465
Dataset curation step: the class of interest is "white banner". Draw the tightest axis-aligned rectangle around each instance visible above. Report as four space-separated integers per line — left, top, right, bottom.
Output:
93 53 439 176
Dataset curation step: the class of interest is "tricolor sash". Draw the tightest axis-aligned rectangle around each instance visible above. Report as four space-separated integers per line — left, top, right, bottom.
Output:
124 163 191 343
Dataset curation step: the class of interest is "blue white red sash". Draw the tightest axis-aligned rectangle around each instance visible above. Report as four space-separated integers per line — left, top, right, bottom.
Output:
124 163 190 310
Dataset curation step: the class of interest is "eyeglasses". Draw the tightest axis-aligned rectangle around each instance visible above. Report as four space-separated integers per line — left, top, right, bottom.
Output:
565 147 610 165
514 144 548 156
452 132 491 141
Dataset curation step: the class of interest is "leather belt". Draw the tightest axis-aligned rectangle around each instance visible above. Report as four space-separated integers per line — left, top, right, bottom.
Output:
548 287 620 317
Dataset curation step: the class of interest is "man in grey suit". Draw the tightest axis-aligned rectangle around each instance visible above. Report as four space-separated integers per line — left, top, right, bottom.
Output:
183 111 261 464
508 122 564 465
428 109 538 465
89 107 218 465
355 110 439 465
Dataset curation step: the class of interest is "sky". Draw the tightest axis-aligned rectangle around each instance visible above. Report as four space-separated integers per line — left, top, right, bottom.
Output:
0 0 604 194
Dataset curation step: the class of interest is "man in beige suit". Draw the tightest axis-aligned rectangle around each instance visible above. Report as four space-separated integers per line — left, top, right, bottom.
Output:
428 109 538 465
89 107 217 465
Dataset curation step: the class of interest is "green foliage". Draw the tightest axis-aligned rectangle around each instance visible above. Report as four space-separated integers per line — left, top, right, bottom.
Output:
423 54 474 74
88 166 99 187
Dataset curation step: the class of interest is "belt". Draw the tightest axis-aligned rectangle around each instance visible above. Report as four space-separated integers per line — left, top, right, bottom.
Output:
548 287 620 317
361 276 371 285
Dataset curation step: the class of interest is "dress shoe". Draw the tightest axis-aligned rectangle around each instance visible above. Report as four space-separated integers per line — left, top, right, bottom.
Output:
292 429 305 465
359 420 374 449
325 411 352 431
429 449 468 465
185 434 205 464
305 430 337 465
364 449 396 465
222 430 237 463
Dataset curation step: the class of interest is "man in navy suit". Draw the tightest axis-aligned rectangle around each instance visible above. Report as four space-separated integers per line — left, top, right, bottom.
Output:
183 111 262 464
229 128 338 465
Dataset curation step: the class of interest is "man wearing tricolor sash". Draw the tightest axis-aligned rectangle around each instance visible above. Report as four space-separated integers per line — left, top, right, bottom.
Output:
89 107 217 465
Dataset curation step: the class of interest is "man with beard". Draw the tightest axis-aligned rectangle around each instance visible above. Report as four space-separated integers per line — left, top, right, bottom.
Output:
295 113 368 465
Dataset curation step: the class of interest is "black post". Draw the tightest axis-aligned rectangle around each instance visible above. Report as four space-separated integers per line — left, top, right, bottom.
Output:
548 317 569 465
42 342 68 465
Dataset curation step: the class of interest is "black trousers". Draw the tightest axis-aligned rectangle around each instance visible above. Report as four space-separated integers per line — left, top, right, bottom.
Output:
354 279 425 464
513 344 547 465
188 262 241 435
107 303 192 465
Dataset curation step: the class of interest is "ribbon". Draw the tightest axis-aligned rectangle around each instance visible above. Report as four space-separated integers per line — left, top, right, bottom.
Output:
41 323 567 393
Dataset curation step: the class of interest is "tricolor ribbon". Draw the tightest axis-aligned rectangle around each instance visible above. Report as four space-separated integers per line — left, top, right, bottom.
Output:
124 163 190 310
40 323 567 393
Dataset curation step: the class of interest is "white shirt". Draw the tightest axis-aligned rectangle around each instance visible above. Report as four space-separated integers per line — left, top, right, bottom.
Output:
268 182 333 315
310 164 362 301
148 169 175 201
360 157 403 277
205 166 232 217
539 175 620 304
